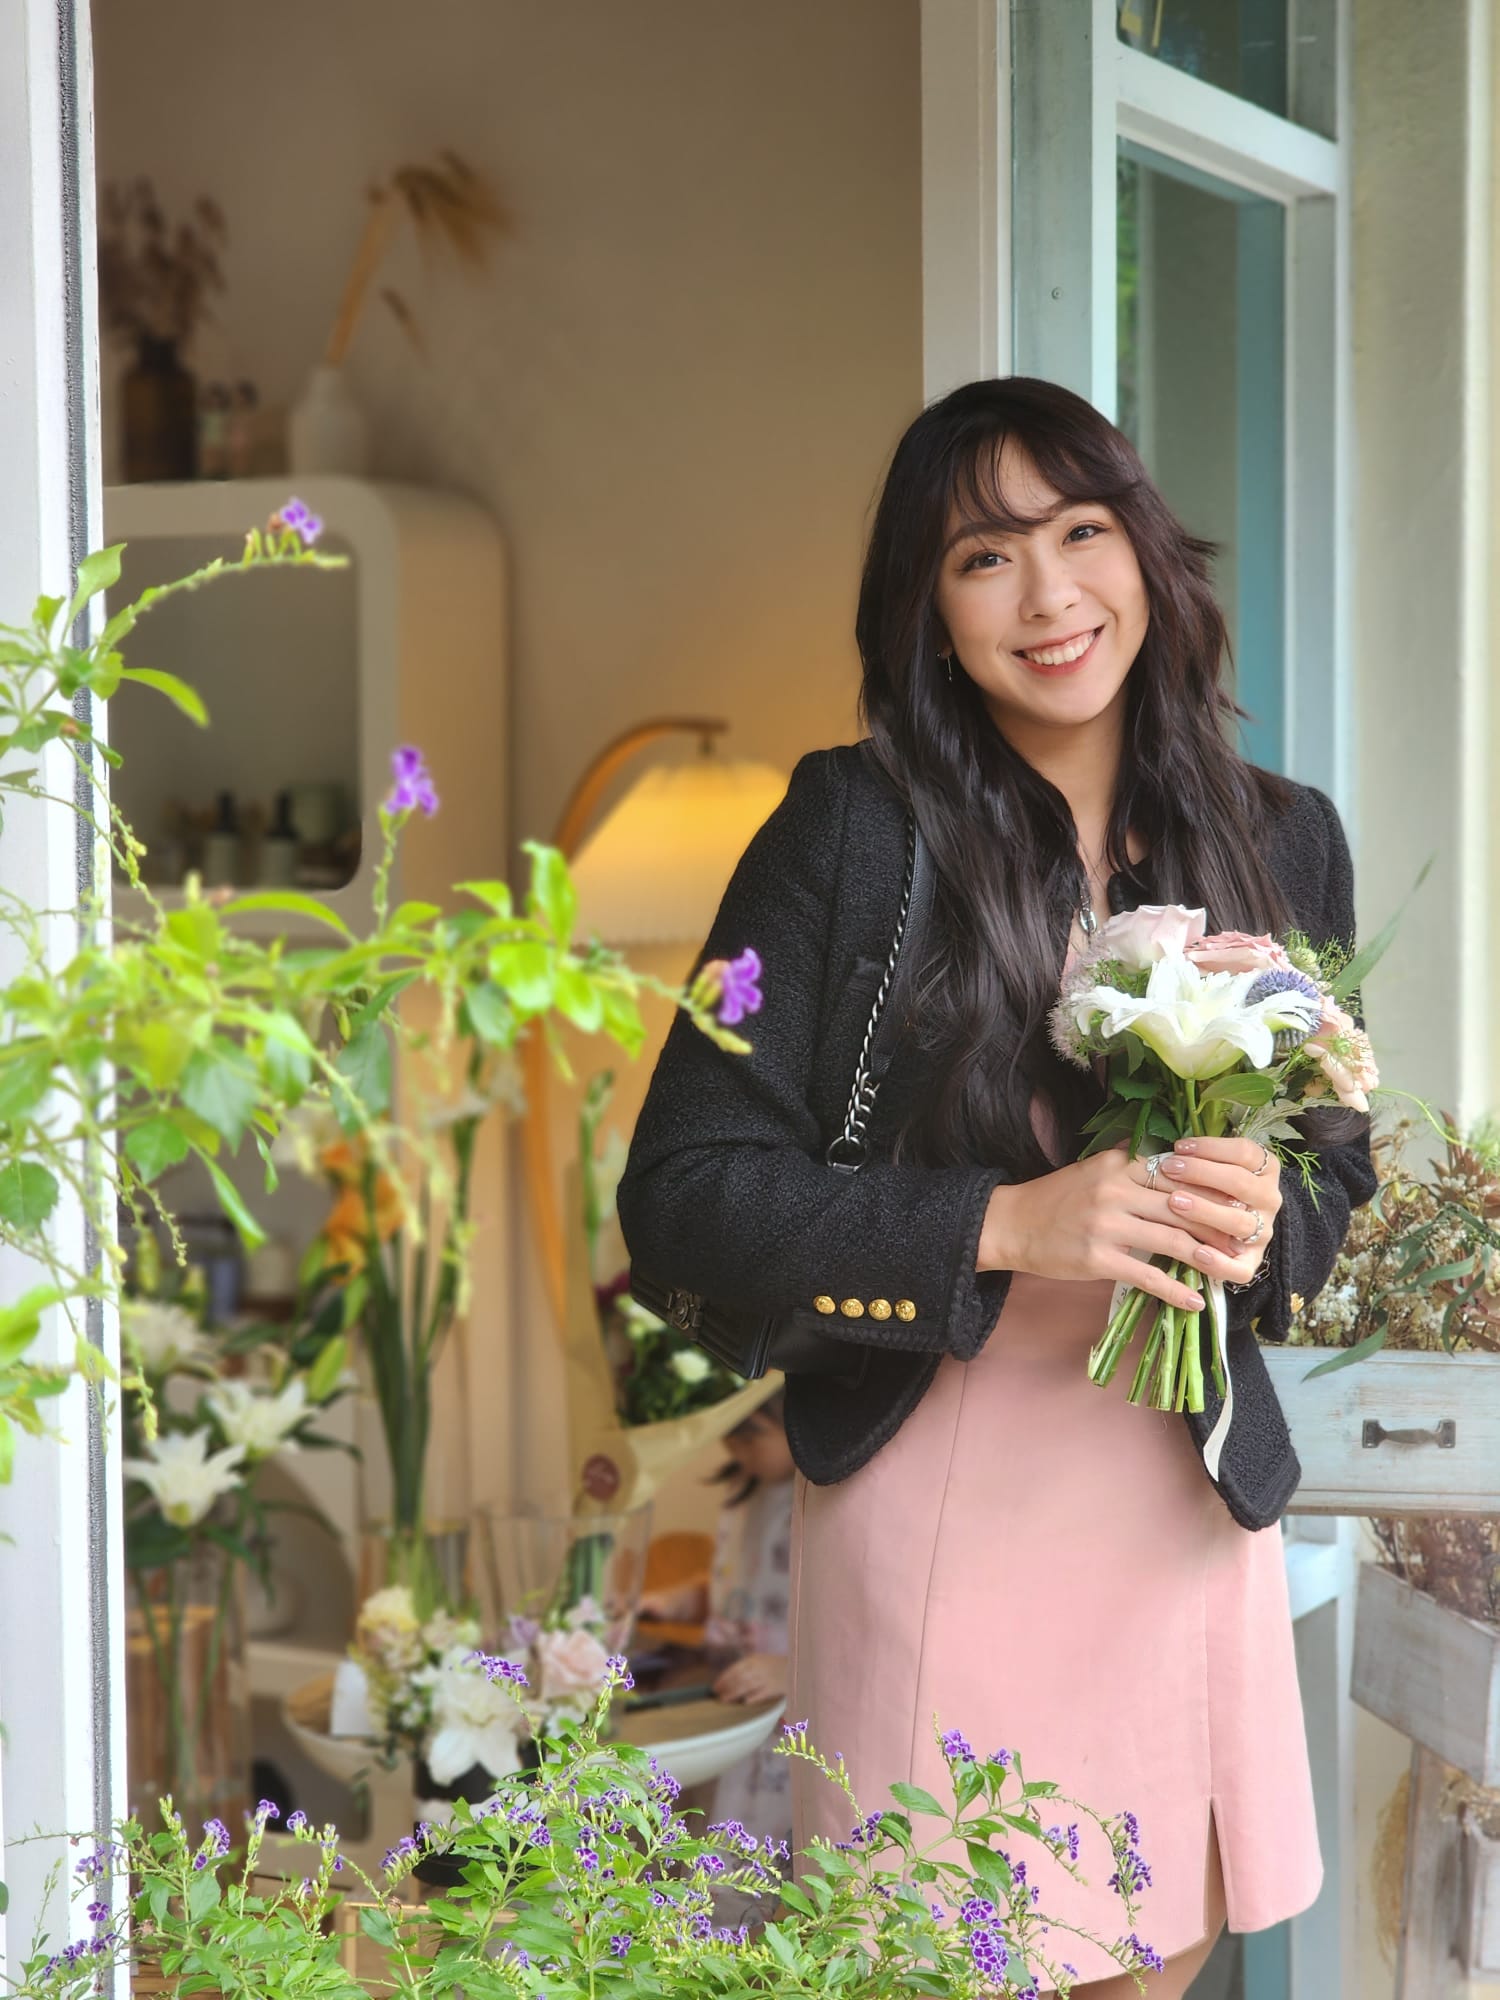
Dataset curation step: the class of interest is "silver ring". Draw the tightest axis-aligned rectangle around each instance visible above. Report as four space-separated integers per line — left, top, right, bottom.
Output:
1251 1143 1271 1177
1144 1152 1168 1190
1245 1207 1265 1246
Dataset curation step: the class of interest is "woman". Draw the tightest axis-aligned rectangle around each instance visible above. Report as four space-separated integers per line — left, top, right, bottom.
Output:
618 378 1375 1996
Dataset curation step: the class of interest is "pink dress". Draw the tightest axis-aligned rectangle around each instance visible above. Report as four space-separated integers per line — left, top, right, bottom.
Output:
787 1266 1323 1987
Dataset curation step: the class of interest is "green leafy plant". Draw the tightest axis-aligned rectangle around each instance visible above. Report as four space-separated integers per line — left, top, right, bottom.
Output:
14 1669 1164 1999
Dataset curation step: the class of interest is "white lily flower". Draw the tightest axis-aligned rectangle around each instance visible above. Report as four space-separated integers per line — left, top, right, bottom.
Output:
670 1346 712 1384
124 1428 246 1527
425 1650 525 1785
205 1376 308 1459
1068 953 1321 1081
121 1299 210 1376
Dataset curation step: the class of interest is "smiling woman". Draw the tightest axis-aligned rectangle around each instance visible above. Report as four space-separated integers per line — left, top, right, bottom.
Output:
619 374 1376 1996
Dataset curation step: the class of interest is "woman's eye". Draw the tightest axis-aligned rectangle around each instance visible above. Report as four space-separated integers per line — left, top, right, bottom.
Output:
960 549 1005 572
1067 522 1105 542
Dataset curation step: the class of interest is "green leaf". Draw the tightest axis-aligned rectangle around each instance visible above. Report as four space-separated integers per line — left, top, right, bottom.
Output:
181 1046 259 1148
187 1866 221 1921
335 1021 392 1121
1300 1321 1389 1378
889 1781 946 1818
456 879 513 917
164 900 222 961
305 1334 349 1405
0 1162 59 1233
524 841 578 942
200 1154 267 1252
1329 862 1434 1004
0 1876 8 1915
118 666 208 725
553 962 605 1033
358 1906 397 1950
462 981 513 1046
66 543 123 627
761 1924 798 1971
124 1115 191 1181
260 1011 315 1097
219 891 352 938
1110 1072 1159 1101
489 939 556 1013
0 1415 12 1485
0 1038 55 1124
1198 1071 1280 1107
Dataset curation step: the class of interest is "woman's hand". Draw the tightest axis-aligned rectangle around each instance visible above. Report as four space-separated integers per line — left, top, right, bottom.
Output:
978 1136 1280 1305
1158 1135 1282 1288
713 1651 788 1705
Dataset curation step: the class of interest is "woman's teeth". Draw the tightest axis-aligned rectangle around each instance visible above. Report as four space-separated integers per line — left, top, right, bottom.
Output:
1017 629 1100 667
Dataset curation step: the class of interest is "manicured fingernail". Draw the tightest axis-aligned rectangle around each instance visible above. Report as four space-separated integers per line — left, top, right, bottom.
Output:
1175 1139 1199 1154
1169 1191 1193 1211
1163 1157 1190 1176
1187 1293 1205 1310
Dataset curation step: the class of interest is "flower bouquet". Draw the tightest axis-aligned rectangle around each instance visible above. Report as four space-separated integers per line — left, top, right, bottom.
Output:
1052 905 1380 1471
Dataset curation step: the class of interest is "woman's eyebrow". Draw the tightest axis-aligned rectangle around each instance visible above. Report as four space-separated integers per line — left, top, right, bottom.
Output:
942 500 1077 556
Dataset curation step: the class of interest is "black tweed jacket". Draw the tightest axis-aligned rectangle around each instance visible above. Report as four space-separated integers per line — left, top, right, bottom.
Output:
617 741 1377 1532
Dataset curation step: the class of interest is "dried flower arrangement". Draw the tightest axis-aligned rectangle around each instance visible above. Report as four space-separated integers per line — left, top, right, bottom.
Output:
98 178 227 348
1288 1116 1500 1364
322 151 509 368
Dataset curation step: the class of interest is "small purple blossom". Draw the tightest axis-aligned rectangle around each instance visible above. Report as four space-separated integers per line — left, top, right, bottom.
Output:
608 1934 632 1958
988 1746 1014 1770
941 1727 975 1763
967 1927 1010 1979
714 947 763 1027
200 1818 231 1857
468 1649 529 1688
604 1653 635 1690
86 1901 110 1924
384 744 439 818
781 1717 809 1737
1120 1932 1164 1973
278 497 324 546
255 1798 280 1822
286 1810 308 1833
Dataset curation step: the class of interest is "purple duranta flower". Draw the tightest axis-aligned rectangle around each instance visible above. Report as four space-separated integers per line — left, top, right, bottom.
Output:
278 497 324 546
384 744 440 818
608 1934 632 1958
713 947 763 1027
941 1727 975 1763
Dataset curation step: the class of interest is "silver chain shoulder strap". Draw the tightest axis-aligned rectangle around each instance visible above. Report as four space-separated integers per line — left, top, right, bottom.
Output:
825 813 919 1171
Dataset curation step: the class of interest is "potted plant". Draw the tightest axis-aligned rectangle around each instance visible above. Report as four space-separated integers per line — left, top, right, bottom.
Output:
1261 1117 1500 1514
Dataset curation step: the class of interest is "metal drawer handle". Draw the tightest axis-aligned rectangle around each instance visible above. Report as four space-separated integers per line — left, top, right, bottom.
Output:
1361 1418 1456 1450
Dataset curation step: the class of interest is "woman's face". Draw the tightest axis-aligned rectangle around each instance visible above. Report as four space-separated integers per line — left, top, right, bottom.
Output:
932 440 1150 743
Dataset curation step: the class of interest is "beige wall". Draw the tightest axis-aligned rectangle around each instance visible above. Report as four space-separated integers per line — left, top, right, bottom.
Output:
93 0 924 1522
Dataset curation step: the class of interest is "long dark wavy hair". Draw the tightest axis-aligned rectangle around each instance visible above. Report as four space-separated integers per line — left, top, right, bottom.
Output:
858 376 1298 1181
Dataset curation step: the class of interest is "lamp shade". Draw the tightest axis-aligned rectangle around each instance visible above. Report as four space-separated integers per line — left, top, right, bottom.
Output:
569 756 789 945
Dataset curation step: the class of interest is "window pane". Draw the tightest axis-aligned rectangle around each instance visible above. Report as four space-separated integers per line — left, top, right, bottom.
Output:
1116 0 1337 139
1116 143 1287 773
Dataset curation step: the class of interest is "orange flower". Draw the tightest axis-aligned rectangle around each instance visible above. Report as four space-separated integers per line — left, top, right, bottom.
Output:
318 1154 405 1275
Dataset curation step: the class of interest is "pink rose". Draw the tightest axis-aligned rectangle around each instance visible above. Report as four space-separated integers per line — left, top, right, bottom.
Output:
1183 930 1292 977
535 1626 612 1705
1307 999 1379 1112
1090 903 1207 968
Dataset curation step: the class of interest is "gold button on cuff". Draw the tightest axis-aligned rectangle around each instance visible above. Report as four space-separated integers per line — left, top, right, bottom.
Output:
894 1299 917 1321
839 1298 865 1319
813 1295 836 1315
868 1298 892 1320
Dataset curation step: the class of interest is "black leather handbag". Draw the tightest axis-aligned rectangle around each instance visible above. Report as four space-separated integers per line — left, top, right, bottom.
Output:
629 811 935 1384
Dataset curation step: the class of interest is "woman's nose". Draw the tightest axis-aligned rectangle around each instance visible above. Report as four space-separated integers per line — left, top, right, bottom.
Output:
1018 552 1082 621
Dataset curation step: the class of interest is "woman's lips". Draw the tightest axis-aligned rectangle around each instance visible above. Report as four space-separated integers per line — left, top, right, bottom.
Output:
1014 626 1103 676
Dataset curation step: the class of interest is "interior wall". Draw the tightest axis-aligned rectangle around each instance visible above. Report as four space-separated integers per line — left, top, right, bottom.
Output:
92 0 924 1523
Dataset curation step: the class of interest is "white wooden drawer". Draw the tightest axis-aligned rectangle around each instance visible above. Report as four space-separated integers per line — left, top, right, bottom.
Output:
1350 1563 1500 1787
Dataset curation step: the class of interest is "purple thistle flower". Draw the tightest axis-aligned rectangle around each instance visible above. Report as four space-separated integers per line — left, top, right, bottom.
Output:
384 744 440 818
715 947 763 1027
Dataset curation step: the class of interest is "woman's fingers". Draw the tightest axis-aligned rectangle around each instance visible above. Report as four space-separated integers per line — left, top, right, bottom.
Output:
1160 1152 1281 1213
1101 1250 1206 1312
1164 1187 1265 1241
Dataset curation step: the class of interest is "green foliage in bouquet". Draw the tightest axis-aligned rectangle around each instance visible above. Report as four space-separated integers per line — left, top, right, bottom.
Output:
14 1667 1166 1999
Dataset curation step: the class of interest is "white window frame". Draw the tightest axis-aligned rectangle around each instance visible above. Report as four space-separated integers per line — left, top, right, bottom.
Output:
0 0 125 1978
